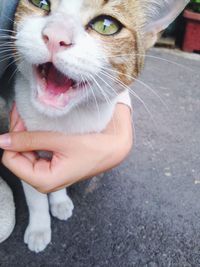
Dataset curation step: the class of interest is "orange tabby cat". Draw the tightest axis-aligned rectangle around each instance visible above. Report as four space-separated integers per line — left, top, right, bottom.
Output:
3 0 189 252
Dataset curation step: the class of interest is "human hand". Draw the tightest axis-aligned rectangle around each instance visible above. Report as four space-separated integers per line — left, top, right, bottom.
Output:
0 104 133 193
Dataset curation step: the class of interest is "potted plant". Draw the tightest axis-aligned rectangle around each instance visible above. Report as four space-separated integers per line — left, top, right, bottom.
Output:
189 0 200 12
182 0 200 52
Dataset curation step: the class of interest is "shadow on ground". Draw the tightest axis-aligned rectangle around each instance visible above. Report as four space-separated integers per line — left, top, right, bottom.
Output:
0 48 200 267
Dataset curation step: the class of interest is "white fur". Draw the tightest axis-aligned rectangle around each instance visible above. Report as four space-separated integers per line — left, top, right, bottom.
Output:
15 1 118 253
0 178 15 243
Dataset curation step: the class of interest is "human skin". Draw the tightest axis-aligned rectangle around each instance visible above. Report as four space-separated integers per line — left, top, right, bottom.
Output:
0 104 133 193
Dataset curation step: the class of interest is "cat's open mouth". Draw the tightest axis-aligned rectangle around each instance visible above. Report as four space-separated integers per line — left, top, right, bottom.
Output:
34 63 87 108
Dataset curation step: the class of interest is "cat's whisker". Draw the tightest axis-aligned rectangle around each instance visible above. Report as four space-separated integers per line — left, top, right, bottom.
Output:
0 41 15 45
95 73 118 99
0 28 17 35
0 34 15 37
86 74 101 108
93 74 113 106
0 51 20 61
0 55 17 64
81 73 93 107
0 51 21 62
1 58 20 75
100 44 188 65
1 13 17 26
100 70 159 138
81 74 87 102
95 74 114 105
0 36 16 40
101 66 168 110
98 51 195 73
85 75 94 106
0 40 15 44
0 44 16 49
0 49 16 55
8 64 21 83
0 48 16 53
80 74 88 104
0 43 15 47
87 74 101 121
91 73 118 134
99 70 158 129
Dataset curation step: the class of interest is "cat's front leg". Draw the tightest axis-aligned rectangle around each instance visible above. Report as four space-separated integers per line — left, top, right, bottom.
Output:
22 182 51 253
49 189 74 221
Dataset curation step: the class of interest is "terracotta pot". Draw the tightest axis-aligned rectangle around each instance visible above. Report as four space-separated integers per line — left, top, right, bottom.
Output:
182 9 200 53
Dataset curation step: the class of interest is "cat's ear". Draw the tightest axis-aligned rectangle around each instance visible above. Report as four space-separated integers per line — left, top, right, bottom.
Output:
143 0 190 49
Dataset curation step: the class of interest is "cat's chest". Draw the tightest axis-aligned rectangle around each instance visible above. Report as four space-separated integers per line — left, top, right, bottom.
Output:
19 107 115 134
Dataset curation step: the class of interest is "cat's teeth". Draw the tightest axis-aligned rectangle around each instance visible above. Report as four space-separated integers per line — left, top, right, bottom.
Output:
37 85 43 96
58 93 65 102
41 69 46 77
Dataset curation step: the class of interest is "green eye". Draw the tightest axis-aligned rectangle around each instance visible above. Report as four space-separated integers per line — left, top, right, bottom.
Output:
30 0 50 12
90 16 122 36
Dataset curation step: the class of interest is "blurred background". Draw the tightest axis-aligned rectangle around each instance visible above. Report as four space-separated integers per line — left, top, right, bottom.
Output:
157 0 200 54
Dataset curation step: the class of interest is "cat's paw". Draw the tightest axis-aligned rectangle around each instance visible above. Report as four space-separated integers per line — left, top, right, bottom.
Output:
24 225 51 253
50 197 74 221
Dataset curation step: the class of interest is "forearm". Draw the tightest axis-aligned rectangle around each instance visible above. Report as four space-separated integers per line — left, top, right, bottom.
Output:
82 103 134 180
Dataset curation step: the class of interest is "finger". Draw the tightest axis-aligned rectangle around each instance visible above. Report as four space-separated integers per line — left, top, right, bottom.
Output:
0 131 70 152
22 151 38 164
2 150 35 181
2 150 53 188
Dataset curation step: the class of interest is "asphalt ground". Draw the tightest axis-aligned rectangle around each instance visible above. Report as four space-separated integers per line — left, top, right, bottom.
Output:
0 48 200 267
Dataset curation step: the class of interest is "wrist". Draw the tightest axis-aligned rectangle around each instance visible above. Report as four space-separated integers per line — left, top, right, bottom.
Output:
112 128 133 166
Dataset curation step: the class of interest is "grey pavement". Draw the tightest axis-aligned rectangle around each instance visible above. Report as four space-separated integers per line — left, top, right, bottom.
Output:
0 48 200 267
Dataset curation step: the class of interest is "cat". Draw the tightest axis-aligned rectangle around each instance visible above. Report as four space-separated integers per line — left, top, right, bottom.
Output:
10 0 188 253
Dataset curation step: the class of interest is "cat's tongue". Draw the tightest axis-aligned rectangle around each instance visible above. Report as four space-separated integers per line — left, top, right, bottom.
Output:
36 63 77 108
46 64 74 95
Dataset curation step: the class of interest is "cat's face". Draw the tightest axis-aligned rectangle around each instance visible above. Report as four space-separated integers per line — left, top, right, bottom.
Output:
13 0 188 117
14 0 144 116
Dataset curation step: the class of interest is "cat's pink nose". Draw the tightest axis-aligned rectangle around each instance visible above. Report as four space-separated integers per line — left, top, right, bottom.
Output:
42 25 73 54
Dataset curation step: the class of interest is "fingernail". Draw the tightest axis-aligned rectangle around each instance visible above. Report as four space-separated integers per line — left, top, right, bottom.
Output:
0 134 11 148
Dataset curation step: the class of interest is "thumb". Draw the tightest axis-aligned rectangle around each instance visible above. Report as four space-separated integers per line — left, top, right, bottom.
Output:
0 131 68 152
0 104 70 152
